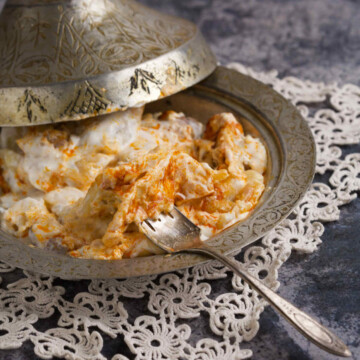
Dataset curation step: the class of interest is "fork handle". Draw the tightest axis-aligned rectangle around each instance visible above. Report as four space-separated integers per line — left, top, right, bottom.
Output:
186 246 351 358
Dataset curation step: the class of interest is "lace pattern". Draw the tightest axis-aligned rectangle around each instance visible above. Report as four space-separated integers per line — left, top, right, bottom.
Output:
0 64 359 359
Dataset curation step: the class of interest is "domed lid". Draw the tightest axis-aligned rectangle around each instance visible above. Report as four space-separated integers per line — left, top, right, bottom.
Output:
0 0 217 126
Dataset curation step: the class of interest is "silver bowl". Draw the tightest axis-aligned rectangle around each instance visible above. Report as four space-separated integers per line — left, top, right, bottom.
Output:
0 67 316 279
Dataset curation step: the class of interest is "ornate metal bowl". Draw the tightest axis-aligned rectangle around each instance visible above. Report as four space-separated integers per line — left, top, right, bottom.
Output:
0 0 216 125
0 67 316 279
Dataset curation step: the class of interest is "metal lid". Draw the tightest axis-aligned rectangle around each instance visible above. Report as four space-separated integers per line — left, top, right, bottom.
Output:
0 0 217 126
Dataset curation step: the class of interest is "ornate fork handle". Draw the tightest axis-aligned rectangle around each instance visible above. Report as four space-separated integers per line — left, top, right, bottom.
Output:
185 246 352 358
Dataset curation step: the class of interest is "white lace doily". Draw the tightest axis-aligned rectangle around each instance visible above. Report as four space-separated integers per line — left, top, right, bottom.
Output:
0 64 359 360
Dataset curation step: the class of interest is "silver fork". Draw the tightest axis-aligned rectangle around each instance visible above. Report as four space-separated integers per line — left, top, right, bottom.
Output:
139 207 351 358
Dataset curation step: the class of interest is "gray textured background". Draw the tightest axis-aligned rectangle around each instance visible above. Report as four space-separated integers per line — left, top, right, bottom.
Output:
0 0 359 359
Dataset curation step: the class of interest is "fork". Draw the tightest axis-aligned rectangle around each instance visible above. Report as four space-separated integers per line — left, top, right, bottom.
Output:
139 207 351 357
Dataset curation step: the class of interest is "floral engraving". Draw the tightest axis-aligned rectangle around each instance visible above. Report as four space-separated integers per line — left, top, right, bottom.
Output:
17 89 47 123
63 81 111 116
129 69 161 95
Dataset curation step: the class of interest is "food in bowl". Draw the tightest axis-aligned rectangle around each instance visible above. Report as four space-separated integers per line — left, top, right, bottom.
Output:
0 108 266 259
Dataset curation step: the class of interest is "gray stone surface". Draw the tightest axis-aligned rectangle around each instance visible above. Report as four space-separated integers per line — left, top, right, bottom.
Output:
140 0 360 87
0 0 359 359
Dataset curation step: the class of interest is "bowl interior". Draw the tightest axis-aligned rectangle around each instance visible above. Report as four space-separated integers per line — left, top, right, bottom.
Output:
145 86 284 229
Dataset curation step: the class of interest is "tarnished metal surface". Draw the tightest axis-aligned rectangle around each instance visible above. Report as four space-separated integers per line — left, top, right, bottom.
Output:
0 0 216 125
0 67 316 279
